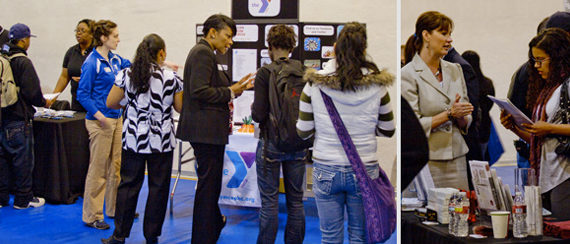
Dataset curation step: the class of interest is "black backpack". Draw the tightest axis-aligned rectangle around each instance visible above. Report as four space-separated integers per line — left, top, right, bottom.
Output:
264 59 312 152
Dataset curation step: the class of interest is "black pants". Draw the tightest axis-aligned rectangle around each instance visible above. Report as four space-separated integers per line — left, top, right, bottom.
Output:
113 149 173 241
190 142 226 244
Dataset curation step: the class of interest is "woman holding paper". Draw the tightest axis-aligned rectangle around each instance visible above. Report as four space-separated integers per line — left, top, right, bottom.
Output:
501 28 570 220
401 11 473 190
175 14 253 244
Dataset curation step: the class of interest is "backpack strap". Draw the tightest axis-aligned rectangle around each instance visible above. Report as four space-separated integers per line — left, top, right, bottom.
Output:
8 53 26 60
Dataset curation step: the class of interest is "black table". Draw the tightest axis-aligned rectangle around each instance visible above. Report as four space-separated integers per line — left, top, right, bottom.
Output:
402 211 564 244
32 113 90 204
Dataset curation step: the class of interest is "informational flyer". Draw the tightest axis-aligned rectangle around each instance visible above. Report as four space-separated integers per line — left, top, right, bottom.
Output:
303 25 334 36
232 49 257 82
469 160 498 211
233 25 259 42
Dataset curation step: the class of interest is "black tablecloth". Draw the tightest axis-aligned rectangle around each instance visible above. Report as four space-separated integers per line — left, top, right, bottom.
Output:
32 113 90 204
402 211 564 244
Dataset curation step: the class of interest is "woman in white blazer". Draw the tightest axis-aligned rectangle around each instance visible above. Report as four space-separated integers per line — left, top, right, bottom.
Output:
402 11 474 190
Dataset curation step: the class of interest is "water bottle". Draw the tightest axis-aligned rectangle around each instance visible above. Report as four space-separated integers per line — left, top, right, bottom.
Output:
448 193 457 235
513 191 528 238
456 193 469 237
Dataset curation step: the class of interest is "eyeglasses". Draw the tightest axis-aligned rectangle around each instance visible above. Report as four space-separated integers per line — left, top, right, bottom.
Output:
531 57 550 66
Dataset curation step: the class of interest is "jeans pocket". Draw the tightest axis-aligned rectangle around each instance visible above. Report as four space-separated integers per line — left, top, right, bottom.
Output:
312 167 335 196
5 122 26 149
366 166 380 180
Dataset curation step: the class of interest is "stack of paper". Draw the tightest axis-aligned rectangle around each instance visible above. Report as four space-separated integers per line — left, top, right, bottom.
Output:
426 188 459 224
525 185 543 236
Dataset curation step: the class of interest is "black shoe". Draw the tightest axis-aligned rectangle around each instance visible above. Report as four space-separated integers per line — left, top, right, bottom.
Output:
86 220 110 230
101 235 125 244
146 237 158 244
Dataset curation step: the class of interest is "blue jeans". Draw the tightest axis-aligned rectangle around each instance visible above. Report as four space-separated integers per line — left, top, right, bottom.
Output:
256 139 307 244
0 120 34 207
312 163 379 244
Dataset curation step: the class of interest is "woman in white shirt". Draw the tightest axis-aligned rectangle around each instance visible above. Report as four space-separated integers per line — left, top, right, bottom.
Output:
103 33 183 244
501 28 570 220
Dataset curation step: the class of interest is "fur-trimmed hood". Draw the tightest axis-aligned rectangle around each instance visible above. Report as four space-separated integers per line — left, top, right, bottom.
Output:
303 59 394 90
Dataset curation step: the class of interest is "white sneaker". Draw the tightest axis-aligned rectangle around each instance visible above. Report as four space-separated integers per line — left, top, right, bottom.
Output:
14 197 45 209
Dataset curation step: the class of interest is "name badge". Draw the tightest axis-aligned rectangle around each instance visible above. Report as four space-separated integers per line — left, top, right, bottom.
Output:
104 67 111 72
217 64 228 71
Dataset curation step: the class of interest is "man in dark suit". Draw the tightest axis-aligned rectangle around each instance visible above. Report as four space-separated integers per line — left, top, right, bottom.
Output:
176 14 252 244
444 46 481 190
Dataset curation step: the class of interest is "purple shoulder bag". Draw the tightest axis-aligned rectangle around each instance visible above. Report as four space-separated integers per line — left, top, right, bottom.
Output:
320 90 396 243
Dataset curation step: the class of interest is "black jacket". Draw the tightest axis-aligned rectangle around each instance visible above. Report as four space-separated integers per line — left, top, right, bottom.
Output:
444 47 482 161
176 39 232 145
507 62 532 118
2 43 45 122
401 96 429 189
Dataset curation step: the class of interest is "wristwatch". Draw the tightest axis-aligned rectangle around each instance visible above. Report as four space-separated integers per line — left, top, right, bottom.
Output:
447 108 455 122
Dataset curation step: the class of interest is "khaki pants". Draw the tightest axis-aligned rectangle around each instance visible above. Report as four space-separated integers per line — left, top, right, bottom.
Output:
428 156 469 191
82 118 122 223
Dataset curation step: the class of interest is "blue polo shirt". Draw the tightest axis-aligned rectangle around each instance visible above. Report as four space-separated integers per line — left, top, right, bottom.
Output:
77 48 131 120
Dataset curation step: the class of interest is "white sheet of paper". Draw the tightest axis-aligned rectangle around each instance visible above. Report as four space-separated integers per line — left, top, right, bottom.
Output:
487 95 533 127
232 49 257 82
43 92 61 100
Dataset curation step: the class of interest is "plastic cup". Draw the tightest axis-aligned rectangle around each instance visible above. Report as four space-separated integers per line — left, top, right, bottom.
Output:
490 211 510 239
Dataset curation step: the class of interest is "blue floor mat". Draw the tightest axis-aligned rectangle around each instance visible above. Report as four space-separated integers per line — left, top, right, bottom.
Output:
0 177 396 244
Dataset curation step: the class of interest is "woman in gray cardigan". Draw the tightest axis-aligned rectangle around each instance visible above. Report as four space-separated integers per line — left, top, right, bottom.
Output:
401 11 473 190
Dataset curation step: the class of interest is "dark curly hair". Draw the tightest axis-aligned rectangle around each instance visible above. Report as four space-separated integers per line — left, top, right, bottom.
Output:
266 24 296 53
93 20 117 46
129 34 165 94
334 22 380 91
404 11 453 63
526 28 570 110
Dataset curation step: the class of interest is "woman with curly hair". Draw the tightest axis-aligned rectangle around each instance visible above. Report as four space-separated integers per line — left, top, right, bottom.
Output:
501 28 570 220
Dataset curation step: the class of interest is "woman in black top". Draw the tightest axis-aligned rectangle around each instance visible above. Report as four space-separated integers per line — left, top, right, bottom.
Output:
48 19 94 111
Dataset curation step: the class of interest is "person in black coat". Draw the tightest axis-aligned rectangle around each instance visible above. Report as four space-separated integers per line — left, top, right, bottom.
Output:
0 23 46 210
401 96 429 189
176 14 253 244
443 47 480 190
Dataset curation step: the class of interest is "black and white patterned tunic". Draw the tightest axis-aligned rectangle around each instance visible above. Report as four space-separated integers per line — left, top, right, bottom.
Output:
115 66 183 153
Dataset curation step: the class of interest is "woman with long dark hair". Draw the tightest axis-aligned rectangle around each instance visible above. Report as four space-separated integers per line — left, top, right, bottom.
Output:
101 33 182 244
297 22 395 243
501 28 570 220
48 19 94 111
462 50 495 160
401 11 474 190
77 20 131 230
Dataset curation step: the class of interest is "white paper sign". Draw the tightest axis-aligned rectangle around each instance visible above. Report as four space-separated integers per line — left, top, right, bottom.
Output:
322 46 334 59
196 25 204 36
303 25 334 36
234 25 259 42
220 133 261 207
260 49 269 58
265 24 298 47
232 49 257 82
